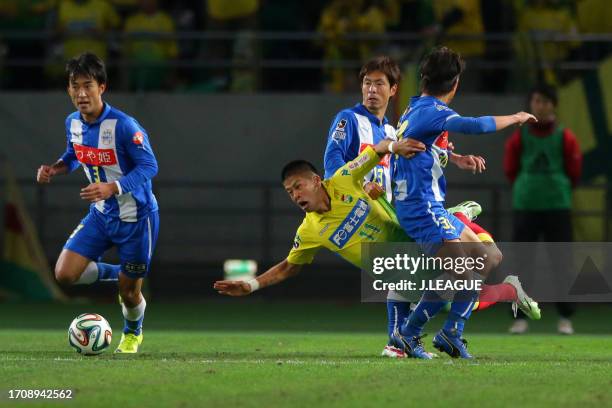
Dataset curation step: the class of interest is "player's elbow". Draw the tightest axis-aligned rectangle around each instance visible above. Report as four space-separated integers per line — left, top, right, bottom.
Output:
486 246 503 269
470 116 496 134
477 123 489 133
148 161 159 178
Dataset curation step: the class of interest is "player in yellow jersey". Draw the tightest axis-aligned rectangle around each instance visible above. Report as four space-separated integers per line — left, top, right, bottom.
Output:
214 138 424 294
214 139 540 340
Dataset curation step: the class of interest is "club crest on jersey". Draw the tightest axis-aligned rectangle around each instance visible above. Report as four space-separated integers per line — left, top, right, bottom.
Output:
133 131 144 145
329 199 370 248
335 191 354 204
335 119 347 130
101 128 113 145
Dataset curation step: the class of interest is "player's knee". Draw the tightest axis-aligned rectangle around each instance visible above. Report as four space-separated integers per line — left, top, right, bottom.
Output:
54 264 78 285
484 247 503 269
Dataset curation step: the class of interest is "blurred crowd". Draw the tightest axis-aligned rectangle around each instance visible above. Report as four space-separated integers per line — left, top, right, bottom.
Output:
0 0 610 92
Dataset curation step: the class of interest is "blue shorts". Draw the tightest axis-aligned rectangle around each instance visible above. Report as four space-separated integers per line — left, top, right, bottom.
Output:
64 207 159 279
396 201 465 255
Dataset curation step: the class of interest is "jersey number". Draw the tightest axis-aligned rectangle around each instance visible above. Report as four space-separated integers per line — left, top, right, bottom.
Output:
438 216 455 231
91 166 101 183
69 224 84 239
371 167 385 188
396 119 408 141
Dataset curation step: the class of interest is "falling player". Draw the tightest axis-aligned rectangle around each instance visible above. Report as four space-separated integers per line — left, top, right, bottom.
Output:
213 140 539 344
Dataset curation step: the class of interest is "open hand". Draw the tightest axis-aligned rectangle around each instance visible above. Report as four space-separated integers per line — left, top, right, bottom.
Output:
80 182 118 202
514 111 537 125
454 154 486 174
394 138 426 159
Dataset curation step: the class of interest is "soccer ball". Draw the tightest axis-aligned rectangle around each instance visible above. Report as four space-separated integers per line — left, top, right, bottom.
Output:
68 313 112 355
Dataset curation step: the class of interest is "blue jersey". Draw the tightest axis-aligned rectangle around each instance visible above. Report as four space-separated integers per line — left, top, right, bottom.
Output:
392 96 495 206
59 103 158 222
323 103 396 201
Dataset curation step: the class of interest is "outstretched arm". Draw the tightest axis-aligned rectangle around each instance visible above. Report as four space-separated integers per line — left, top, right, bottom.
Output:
214 259 303 296
444 112 536 134
492 112 537 131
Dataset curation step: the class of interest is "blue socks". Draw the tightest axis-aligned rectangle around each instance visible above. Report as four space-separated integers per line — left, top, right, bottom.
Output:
386 300 412 339
122 297 147 335
96 263 121 282
401 289 479 338
123 316 144 335
443 290 478 337
401 291 446 338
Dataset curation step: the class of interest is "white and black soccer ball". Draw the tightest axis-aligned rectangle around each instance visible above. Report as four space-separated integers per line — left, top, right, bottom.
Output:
68 313 112 355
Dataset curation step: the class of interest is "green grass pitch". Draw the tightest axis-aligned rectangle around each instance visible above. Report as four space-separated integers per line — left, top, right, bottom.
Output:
1 302 612 407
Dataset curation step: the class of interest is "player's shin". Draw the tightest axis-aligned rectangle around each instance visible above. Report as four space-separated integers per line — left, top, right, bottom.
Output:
386 298 412 338
442 289 479 337
401 291 446 338
475 283 517 311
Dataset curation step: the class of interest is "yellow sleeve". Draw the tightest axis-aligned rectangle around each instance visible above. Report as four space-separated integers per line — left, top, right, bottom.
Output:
286 223 320 265
332 146 381 186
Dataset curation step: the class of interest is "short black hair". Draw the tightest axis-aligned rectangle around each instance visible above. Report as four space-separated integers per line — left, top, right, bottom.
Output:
281 160 319 182
528 83 558 106
419 46 465 96
66 52 107 85
359 56 402 88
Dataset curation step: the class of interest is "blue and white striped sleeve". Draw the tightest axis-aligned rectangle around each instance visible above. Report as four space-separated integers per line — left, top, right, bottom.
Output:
115 119 158 195
323 111 358 178
59 117 80 173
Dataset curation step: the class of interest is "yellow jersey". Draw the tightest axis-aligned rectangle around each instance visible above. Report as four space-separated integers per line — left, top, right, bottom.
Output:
124 11 178 60
287 146 409 268
206 0 259 20
57 0 120 60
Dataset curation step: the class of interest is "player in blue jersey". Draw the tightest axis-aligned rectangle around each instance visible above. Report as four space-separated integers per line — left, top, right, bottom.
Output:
324 56 410 358
324 56 399 200
36 52 159 353
391 47 537 359
323 56 499 359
